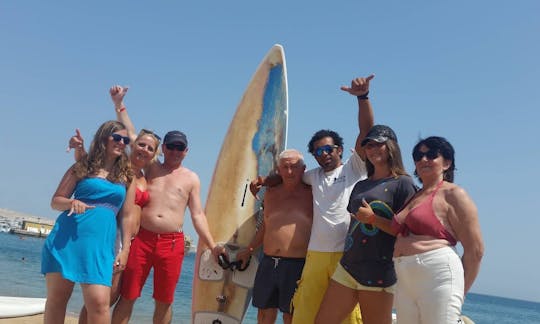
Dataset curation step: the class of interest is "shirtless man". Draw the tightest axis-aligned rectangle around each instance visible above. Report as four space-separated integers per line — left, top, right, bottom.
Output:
237 149 313 324
108 86 225 324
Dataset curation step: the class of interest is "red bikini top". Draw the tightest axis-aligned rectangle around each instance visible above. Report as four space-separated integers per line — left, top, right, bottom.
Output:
135 188 150 208
393 181 457 245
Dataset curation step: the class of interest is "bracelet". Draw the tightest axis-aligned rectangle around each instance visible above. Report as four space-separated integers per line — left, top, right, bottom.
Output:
356 91 369 100
116 106 126 113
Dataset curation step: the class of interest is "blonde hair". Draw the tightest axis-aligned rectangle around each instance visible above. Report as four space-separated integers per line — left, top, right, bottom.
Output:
135 129 161 162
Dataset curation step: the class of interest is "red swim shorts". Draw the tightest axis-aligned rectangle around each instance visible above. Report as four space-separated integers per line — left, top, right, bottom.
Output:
120 227 185 304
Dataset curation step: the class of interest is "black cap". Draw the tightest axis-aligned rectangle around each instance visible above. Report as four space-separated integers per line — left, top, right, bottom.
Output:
361 125 398 146
163 130 188 146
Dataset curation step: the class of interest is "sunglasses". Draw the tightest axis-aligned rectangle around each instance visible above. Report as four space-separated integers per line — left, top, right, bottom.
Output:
165 143 187 151
140 129 161 141
313 145 338 157
111 133 130 145
413 149 440 162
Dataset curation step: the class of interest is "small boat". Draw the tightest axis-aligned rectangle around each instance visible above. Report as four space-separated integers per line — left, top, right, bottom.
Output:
0 223 10 233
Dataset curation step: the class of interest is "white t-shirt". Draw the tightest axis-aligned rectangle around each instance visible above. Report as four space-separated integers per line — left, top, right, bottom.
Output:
303 152 367 252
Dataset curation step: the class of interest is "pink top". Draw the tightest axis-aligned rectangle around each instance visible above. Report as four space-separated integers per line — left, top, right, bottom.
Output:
392 181 457 246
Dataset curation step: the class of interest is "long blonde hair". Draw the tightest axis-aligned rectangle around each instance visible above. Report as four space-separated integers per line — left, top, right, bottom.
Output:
73 120 133 183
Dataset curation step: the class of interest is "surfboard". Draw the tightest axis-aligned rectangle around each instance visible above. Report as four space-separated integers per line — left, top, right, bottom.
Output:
0 296 46 318
192 44 288 324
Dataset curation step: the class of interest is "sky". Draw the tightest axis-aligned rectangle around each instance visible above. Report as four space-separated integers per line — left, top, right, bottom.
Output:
1 1 539 303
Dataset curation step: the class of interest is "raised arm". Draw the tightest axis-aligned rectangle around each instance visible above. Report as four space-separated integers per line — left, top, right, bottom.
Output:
67 129 87 162
188 172 226 261
110 85 137 144
341 74 375 160
447 186 484 294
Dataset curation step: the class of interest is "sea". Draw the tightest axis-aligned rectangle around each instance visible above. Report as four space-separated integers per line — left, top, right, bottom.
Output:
1 232 539 324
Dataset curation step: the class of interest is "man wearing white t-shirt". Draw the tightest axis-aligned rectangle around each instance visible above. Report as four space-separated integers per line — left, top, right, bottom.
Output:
289 75 374 324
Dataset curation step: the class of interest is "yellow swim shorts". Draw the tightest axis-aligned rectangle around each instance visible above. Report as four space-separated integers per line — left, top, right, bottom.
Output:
291 251 362 324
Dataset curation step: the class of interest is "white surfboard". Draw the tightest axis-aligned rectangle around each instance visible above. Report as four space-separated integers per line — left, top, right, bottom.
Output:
0 296 46 318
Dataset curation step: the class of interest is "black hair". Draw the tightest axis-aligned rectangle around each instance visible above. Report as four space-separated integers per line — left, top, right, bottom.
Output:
308 130 344 158
413 136 456 183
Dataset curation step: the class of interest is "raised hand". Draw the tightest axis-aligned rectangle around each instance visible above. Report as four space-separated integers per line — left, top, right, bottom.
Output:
66 128 84 152
341 74 375 97
109 85 129 108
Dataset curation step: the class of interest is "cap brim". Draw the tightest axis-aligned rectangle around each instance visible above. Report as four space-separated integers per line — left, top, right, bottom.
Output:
361 136 388 147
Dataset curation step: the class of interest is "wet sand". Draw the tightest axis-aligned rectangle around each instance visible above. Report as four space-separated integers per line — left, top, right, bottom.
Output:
0 314 78 324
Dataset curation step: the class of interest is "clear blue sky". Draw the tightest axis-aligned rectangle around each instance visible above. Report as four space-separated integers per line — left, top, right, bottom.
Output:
1 1 538 302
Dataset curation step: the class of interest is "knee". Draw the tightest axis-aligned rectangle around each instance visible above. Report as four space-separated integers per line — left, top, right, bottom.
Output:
257 309 277 324
86 297 110 314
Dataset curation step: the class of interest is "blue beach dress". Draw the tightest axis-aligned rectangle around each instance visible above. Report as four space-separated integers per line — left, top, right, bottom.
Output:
41 177 126 286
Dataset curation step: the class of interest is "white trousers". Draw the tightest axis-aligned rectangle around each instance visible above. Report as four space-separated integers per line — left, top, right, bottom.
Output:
394 246 464 324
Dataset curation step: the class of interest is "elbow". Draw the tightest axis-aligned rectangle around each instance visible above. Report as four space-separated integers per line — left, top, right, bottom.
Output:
50 197 60 211
476 243 485 263
468 242 485 264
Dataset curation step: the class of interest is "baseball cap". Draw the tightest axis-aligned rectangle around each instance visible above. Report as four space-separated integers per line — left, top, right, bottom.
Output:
163 130 188 146
361 125 398 147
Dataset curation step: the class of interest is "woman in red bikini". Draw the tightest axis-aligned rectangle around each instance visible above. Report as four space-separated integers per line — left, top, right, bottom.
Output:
391 136 484 323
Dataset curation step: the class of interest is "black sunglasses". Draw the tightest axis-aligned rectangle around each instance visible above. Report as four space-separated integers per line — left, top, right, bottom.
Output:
140 129 161 141
413 149 439 162
313 145 338 157
165 143 186 151
111 133 130 145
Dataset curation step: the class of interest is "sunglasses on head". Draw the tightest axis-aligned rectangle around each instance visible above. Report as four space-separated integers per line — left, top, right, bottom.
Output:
165 143 186 151
413 149 439 162
313 145 338 157
111 133 130 145
141 129 161 141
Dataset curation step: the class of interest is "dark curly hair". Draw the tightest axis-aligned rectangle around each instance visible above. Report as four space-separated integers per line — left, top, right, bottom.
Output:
308 130 344 159
413 136 456 183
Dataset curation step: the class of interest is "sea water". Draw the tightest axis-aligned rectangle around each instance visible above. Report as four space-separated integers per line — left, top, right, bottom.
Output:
1 232 539 324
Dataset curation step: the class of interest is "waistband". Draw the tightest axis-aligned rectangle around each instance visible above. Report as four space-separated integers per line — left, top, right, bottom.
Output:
393 246 457 263
263 254 306 262
138 227 184 240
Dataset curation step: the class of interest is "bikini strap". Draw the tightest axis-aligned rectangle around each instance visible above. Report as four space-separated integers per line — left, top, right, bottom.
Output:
430 180 445 197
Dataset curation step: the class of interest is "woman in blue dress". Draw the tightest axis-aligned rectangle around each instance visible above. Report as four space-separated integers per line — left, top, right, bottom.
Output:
42 120 137 324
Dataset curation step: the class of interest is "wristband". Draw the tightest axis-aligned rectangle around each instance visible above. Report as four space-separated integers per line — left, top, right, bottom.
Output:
116 106 126 113
356 91 369 100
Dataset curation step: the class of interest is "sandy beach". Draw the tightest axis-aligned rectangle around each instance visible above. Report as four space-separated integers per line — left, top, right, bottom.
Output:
0 314 78 324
